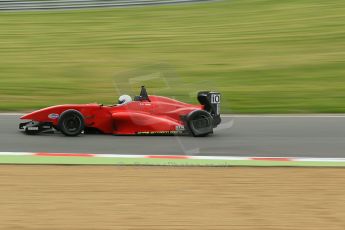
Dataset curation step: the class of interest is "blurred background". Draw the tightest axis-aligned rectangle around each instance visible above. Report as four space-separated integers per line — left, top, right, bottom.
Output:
0 0 344 113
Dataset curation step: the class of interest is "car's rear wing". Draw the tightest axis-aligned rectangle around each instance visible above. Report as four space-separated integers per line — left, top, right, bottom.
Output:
197 91 221 127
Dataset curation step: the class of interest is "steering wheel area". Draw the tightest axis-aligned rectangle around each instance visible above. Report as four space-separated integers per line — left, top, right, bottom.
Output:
134 86 150 102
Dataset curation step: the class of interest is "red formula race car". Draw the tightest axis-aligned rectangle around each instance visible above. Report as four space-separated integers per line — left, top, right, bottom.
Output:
19 86 221 137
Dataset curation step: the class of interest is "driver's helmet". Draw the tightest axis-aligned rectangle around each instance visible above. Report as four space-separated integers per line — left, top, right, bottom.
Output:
118 95 132 105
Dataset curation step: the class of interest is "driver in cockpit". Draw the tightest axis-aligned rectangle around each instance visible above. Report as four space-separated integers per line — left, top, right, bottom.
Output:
117 86 149 105
118 95 132 105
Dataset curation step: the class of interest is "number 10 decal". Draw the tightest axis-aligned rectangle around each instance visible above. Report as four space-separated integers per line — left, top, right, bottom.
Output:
211 94 221 104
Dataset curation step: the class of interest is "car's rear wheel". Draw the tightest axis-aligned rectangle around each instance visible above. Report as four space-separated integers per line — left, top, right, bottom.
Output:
186 110 213 137
58 110 84 136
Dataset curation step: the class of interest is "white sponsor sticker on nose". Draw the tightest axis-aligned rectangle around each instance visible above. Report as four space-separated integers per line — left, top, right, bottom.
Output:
48 113 59 119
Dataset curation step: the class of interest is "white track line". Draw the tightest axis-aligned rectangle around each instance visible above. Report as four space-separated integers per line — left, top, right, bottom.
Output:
1 152 345 162
0 152 32 156
0 113 24 116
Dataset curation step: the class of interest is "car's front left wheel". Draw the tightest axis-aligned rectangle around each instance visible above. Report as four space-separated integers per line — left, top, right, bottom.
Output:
58 110 84 136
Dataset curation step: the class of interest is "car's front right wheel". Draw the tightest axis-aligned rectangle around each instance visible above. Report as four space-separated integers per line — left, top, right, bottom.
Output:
58 110 84 137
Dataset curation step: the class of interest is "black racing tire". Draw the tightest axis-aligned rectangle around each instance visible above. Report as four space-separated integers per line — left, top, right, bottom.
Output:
58 110 84 137
186 110 213 137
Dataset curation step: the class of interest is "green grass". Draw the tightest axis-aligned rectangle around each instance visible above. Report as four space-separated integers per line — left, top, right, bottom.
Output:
0 0 345 113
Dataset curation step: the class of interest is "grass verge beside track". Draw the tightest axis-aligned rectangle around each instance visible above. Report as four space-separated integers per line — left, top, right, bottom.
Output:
1 155 345 167
0 0 345 113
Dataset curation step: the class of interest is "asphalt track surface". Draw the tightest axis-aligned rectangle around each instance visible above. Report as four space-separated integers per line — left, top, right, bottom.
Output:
0 114 344 158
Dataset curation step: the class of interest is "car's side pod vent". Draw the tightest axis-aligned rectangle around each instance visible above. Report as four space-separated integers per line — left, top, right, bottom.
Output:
197 91 221 127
